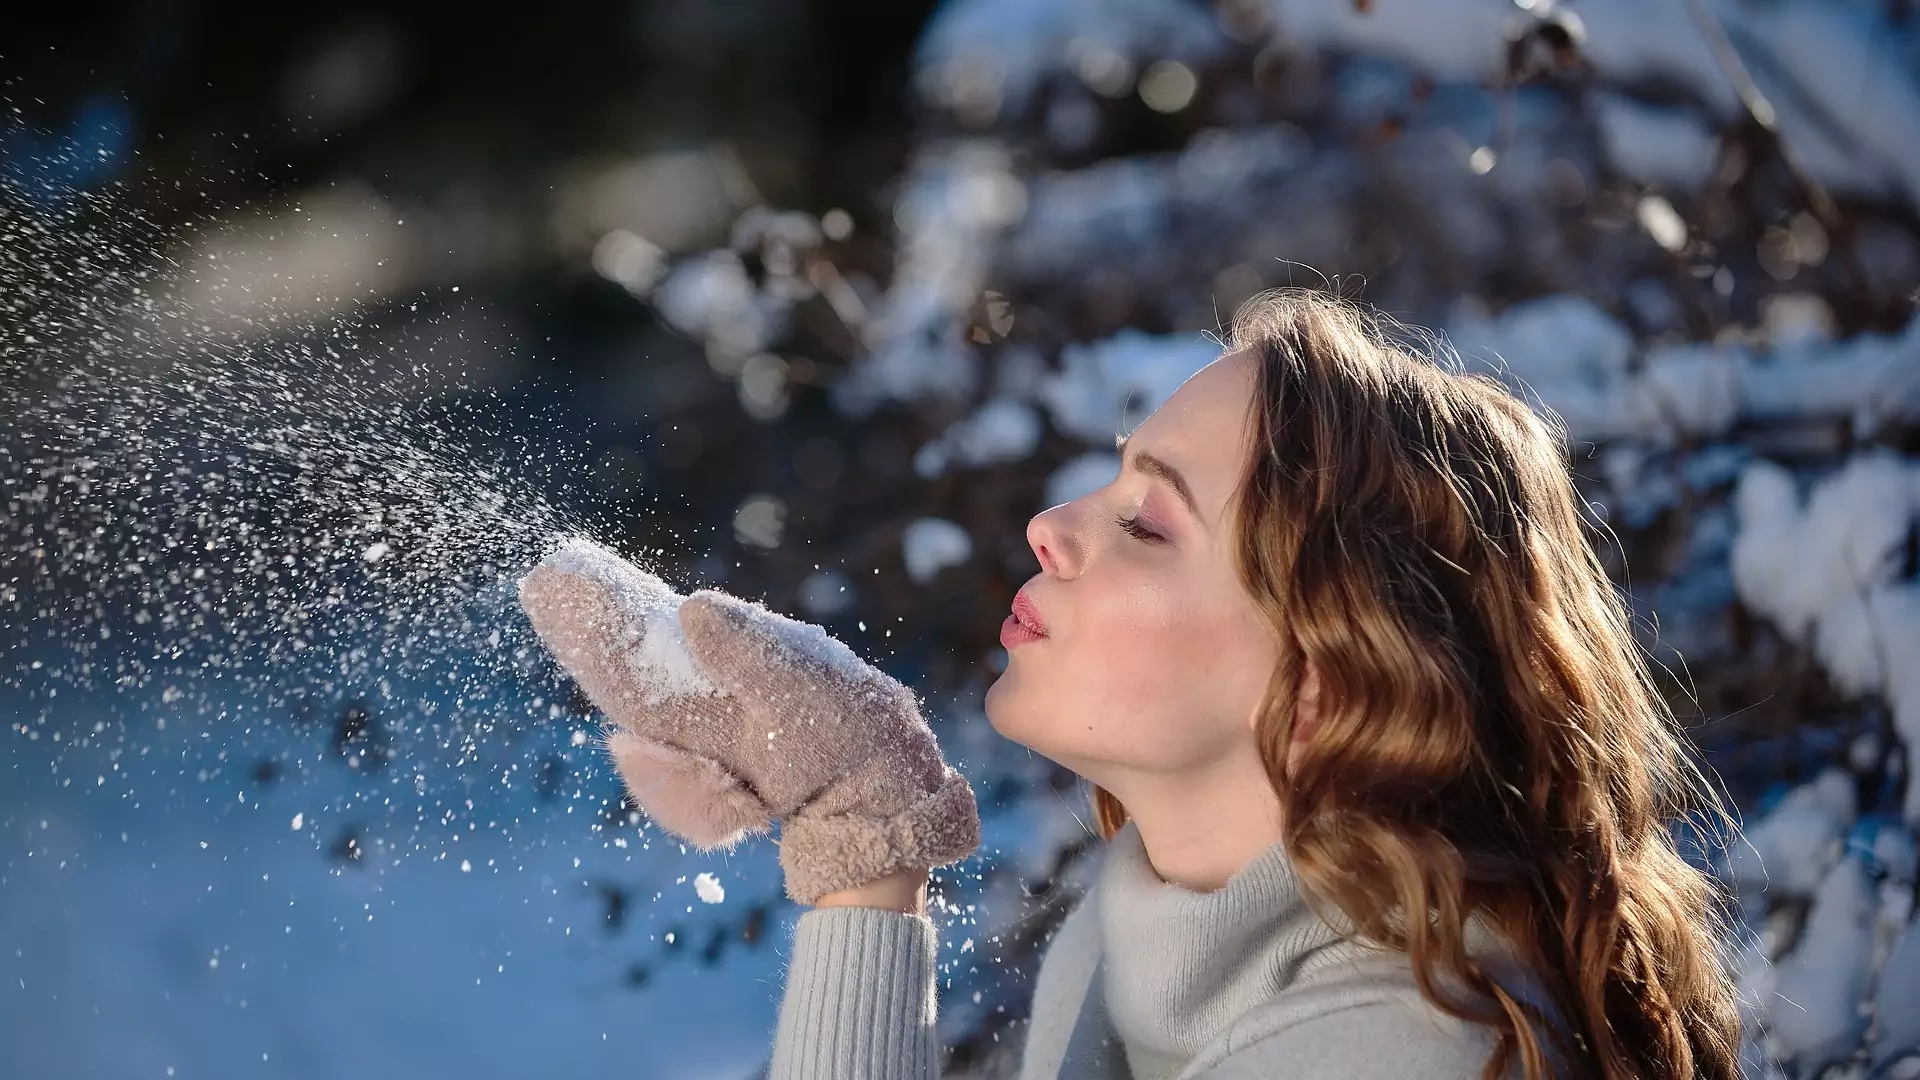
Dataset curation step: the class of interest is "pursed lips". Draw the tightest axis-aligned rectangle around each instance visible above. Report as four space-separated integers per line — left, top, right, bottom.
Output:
1011 588 1047 635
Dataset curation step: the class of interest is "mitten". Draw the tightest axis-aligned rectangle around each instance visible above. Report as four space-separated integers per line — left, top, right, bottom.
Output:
517 537 980 904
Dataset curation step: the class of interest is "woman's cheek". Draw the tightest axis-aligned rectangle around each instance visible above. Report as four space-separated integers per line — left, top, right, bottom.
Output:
1091 580 1205 726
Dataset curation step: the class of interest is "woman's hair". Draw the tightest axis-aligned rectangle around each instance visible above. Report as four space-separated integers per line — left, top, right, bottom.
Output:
1088 290 1743 1080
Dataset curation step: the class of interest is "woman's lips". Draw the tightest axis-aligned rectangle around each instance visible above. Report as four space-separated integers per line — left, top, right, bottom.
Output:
1000 614 1044 649
1001 588 1047 648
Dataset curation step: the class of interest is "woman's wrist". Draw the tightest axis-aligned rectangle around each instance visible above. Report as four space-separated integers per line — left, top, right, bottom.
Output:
809 866 930 915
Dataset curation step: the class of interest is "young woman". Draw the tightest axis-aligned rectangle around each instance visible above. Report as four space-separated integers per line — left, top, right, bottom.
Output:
520 290 1744 1080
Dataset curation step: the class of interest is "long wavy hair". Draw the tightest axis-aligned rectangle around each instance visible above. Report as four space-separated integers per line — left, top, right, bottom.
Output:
1088 290 1743 1080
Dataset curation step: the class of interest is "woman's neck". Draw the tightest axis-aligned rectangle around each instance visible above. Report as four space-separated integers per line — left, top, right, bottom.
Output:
1104 749 1286 892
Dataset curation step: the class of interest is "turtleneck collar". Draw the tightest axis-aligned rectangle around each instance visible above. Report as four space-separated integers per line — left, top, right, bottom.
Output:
1095 818 1353 1079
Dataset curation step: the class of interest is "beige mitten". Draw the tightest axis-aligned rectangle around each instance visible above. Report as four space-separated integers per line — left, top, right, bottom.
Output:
517 538 980 904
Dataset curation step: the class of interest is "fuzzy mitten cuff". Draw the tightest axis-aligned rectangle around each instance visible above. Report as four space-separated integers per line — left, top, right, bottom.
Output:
517 538 980 905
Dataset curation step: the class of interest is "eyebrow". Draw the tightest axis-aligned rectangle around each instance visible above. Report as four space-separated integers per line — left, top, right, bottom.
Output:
1114 431 1201 521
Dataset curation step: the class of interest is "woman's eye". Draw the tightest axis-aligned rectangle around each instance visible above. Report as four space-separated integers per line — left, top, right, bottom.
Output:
1112 513 1162 543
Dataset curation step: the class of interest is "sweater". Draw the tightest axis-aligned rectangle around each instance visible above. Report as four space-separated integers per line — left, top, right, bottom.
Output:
768 819 1554 1079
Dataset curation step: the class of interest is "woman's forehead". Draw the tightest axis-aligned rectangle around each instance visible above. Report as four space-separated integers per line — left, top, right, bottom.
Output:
1132 353 1256 522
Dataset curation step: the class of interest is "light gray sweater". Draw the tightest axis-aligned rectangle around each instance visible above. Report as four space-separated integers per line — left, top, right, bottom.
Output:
768 819 1553 1079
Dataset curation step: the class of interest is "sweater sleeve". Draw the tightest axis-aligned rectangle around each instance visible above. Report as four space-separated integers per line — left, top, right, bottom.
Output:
767 905 942 1080
1191 997 1509 1080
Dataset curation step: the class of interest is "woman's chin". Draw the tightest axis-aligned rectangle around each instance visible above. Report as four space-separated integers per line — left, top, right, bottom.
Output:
984 685 1065 765
982 677 1026 741
983 677 1008 724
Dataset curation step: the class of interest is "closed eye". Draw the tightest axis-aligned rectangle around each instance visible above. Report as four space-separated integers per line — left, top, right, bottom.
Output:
1113 513 1163 543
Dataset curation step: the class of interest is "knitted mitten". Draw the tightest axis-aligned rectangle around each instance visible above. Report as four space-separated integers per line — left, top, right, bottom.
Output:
517 538 980 904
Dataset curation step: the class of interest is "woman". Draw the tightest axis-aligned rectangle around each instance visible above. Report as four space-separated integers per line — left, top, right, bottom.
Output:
519 289 1744 1080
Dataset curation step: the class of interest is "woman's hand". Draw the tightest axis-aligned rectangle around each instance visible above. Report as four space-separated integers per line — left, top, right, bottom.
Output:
518 539 980 905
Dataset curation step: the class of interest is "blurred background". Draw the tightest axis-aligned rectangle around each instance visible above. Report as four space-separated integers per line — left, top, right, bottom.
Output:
2 1 1918 1077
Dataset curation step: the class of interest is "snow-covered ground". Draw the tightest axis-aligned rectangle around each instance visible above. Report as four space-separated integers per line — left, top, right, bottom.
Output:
1 661 791 1080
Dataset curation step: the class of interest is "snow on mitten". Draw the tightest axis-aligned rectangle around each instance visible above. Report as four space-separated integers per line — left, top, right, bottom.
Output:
517 538 980 904
518 539 772 851
673 586 981 904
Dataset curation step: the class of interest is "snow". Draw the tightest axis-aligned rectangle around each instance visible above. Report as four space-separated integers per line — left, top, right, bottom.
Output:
1814 581 1917 704
650 250 787 361
1249 0 1920 212
959 398 1045 464
1739 312 1920 433
1876 919 1920 1071
1731 455 1920 823
1723 769 1856 898
1454 302 1920 445
1732 3 1920 214
831 144 1021 415
534 537 724 705
914 0 1224 115
915 397 1044 479
877 319 1220 502
902 517 975 585
1258 0 1515 85
1591 93 1722 192
1767 856 1878 1069
1044 451 1121 508
1854 584 1920 822
694 872 727 904
1640 343 1746 440
742 598 876 683
1002 125 1316 283
896 0 1920 218
1038 330 1222 443
1448 295 1647 443
1730 453 1916 646
0 678 789 1080
1570 0 1738 113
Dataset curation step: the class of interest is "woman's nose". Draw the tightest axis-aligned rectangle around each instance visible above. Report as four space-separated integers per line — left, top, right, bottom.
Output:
1026 504 1078 578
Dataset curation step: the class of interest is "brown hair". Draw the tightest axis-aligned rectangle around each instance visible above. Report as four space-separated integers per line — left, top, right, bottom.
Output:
1089 290 1742 1080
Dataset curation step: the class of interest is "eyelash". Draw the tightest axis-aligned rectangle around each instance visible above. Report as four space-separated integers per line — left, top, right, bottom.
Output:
1113 513 1163 543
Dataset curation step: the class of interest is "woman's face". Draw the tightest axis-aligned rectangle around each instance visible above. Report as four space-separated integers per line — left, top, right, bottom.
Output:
985 351 1282 784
